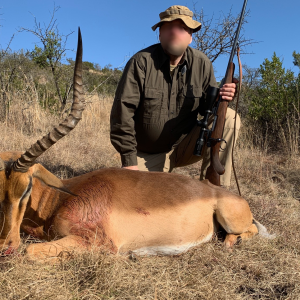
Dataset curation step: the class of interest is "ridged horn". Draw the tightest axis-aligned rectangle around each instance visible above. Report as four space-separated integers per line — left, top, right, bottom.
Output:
0 158 4 171
13 27 85 173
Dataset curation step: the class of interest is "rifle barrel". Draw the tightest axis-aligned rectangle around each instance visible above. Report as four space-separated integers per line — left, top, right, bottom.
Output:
228 0 248 65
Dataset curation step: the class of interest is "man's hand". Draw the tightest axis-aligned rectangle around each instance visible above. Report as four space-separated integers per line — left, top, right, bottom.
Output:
219 78 238 101
122 165 139 170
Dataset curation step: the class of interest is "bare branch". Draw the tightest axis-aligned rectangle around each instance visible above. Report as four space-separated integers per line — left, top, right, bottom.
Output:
192 4 258 62
18 4 74 110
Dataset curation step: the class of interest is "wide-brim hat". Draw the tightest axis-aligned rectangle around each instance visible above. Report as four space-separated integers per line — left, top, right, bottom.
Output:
152 5 201 33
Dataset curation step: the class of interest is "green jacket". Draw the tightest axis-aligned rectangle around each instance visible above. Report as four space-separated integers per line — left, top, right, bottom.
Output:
110 43 217 167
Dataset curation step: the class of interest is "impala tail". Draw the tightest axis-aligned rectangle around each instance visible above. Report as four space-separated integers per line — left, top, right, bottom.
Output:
253 219 276 239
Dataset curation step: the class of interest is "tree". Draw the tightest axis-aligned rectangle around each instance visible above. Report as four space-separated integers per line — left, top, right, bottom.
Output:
20 5 74 111
249 53 295 123
246 53 299 154
229 65 260 119
0 33 20 122
292 51 300 68
192 6 255 63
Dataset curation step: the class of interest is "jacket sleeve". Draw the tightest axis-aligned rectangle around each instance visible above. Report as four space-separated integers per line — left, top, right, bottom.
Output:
199 60 218 116
110 58 145 167
203 60 218 91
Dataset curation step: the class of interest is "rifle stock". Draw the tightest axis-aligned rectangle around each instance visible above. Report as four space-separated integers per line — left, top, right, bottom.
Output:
205 62 235 185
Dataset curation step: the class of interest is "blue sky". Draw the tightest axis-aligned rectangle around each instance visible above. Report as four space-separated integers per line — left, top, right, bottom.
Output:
1 0 299 80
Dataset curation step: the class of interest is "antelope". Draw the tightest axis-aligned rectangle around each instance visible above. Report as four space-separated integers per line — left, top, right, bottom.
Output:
0 29 273 261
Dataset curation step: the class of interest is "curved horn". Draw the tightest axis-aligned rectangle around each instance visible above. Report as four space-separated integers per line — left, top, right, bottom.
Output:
13 28 85 173
0 158 4 171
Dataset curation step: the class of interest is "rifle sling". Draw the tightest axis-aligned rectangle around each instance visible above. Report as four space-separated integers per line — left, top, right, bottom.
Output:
231 46 243 196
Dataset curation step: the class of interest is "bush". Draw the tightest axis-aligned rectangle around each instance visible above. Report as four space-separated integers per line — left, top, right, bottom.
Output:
242 53 299 155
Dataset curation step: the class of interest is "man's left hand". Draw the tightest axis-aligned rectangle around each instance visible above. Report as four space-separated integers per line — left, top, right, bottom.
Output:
219 78 238 101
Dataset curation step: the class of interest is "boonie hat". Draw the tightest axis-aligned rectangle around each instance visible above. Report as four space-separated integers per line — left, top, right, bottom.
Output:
152 5 201 33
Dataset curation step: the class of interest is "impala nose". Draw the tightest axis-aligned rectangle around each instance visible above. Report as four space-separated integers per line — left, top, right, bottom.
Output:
2 245 15 256
0 239 19 256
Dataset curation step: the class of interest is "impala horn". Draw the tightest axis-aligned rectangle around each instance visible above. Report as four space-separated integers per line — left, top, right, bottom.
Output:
13 27 85 173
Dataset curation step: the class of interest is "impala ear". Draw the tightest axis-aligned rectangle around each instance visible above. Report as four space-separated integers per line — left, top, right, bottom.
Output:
31 164 76 196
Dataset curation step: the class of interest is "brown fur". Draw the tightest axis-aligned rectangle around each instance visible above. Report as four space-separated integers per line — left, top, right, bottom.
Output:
0 152 260 260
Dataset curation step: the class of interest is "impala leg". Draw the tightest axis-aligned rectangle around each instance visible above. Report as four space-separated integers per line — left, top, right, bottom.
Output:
25 235 88 261
224 223 258 247
215 197 259 247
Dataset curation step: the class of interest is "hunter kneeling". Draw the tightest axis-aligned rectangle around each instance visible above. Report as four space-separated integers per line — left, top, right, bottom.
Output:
110 5 239 187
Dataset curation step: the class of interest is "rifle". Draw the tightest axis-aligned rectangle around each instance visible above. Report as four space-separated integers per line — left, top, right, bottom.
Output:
194 0 248 186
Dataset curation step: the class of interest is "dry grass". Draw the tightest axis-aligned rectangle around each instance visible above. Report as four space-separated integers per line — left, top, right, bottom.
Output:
1 95 120 176
0 96 300 299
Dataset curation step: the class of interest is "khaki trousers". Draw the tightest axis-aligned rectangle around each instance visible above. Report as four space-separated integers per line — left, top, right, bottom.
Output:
137 108 241 186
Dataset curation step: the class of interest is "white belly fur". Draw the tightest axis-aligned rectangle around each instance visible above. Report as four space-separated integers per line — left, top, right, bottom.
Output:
127 232 213 256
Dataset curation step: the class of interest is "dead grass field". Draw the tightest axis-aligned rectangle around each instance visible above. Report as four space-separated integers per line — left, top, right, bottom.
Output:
0 95 300 299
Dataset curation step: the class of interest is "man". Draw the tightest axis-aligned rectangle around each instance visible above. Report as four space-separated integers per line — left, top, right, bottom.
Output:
110 5 239 186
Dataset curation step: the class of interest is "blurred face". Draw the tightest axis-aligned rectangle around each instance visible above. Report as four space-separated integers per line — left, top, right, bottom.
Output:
159 19 193 56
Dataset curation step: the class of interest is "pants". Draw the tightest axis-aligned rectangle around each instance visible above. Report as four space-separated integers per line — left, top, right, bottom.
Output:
137 108 241 186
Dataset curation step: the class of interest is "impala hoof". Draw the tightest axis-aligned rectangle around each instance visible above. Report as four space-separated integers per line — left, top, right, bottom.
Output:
224 234 242 248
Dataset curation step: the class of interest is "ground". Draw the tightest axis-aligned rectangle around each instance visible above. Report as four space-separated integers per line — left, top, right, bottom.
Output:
0 96 299 299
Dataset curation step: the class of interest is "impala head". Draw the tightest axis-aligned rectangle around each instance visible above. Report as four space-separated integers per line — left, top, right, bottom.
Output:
0 28 85 254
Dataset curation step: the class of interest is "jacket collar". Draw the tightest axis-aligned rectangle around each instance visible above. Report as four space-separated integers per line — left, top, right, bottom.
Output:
156 43 190 69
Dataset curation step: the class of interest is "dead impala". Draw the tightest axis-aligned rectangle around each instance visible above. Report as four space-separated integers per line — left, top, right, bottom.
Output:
0 29 273 260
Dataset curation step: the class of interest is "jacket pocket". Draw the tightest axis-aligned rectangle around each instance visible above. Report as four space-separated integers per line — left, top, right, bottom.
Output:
179 86 202 111
143 87 163 119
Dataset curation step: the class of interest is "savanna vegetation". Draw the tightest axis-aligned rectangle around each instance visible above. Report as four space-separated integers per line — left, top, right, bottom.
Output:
0 5 299 300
